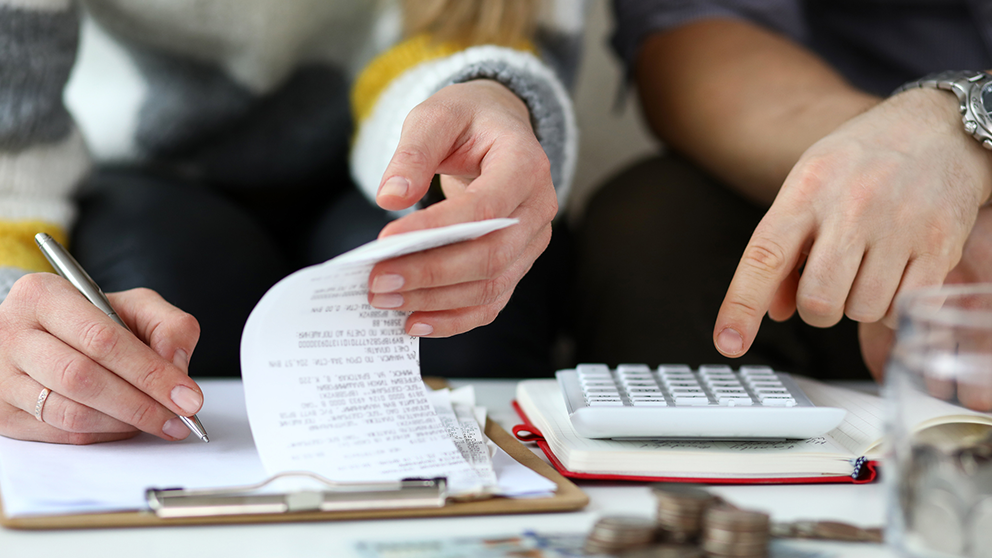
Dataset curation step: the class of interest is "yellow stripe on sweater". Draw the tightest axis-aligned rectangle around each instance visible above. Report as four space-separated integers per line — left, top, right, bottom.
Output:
351 34 535 126
0 221 67 272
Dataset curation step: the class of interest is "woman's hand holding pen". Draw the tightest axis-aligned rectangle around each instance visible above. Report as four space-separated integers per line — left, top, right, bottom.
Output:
368 80 558 337
0 274 203 444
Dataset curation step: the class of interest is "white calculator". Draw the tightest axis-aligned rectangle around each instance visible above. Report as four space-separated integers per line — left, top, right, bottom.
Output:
556 364 846 440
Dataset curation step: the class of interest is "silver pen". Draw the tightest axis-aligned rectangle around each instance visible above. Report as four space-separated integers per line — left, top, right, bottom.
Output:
34 233 209 443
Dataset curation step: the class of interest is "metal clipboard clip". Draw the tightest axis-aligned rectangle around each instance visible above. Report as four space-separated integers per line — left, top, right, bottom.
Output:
145 472 447 519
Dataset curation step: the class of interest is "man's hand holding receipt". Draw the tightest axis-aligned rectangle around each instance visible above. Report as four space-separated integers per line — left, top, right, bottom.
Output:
0 238 205 445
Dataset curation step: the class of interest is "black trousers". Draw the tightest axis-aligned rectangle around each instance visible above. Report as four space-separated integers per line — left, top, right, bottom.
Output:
571 154 872 381
71 165 571 379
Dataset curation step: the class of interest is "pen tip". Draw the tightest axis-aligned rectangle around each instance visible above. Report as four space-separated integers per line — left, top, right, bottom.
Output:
202 436 210 443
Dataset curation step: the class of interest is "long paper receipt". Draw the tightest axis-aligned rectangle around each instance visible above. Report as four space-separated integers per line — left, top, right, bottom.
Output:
241 218 516 496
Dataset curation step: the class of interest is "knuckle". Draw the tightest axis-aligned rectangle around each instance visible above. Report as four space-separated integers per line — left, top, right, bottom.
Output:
741 239 789 278
175 312 201 339
8 273 50 301
133 360 173 394
55 400 95 433
724 298 764 322
480 275 514 306
126 400 160 431
78 321 120 361
419 261 444 289
471 194 504 223
484 242 516 279
797 294 843 324
390 146 431 172
56 355 99 397
149 311 200 350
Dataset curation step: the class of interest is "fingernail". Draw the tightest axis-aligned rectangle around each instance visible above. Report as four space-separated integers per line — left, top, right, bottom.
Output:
409 323 433 336
173 349 189 373
371 293 404 309
171 385 202 415
371 274 404 293
717 328 744 355
379 176 409 198
162 417 190 440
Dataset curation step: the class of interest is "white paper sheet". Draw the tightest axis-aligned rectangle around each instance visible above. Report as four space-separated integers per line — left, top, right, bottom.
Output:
0 380 265 517
240 219 516 495
0 381 552 518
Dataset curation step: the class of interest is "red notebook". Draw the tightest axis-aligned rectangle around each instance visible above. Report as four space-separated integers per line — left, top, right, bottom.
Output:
512 379 878 485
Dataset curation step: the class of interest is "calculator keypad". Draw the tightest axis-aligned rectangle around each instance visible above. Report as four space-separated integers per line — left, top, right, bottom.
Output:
574 363 798 408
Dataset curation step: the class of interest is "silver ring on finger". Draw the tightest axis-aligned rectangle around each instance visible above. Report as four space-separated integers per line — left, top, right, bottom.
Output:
34 388 51 423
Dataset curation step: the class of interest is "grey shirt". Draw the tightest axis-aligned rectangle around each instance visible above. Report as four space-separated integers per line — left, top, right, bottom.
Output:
612 0 992 96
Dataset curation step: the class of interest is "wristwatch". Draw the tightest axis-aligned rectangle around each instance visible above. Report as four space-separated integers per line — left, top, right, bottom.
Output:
894 70 992 150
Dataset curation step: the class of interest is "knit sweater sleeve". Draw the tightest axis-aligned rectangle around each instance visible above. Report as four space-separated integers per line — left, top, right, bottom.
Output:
349 24 580 212
0 0 91 299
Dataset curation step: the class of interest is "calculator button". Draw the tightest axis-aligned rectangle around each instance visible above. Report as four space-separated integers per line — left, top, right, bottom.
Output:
711 388 748 395
658 364 692 373
588 400 625 407
699 365 733 374
617 364 651 373
632 399 668 406
748 381 783 389
581 380 617 386
758 393 794 401
579 375 613 382
761 399 797 407
577 363 610 374
707 381 743 388
718 397 753 407
664 380 701 387
621 377 656 384
674 396 710 406
752 389 788 396
660 372 695 380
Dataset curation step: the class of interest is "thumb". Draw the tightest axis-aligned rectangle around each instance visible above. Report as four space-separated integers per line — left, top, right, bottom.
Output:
377 103 467 212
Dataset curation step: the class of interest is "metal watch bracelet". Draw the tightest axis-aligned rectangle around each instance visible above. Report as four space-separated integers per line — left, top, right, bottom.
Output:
894 70 992 150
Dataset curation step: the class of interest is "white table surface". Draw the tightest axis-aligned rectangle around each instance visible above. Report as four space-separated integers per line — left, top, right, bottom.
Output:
0 379 895 558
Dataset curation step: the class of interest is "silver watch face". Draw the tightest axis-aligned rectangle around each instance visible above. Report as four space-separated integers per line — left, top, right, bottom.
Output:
982 81 992 116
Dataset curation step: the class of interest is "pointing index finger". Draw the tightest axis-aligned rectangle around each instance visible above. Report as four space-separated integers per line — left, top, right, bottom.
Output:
715 212 812 357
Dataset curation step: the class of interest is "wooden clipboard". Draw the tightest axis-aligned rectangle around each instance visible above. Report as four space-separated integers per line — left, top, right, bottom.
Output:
0 410 588 530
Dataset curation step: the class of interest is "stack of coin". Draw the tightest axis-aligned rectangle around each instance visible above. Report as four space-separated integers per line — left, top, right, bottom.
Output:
584 516 658 555
651 483 717 543
701 505 770 557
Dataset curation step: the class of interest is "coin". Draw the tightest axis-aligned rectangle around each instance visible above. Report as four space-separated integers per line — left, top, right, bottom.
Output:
585 515 658 555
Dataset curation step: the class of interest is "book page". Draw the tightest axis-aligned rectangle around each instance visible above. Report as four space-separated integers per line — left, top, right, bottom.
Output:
794 377 992 456
241 219 515 496
791 377 886 457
